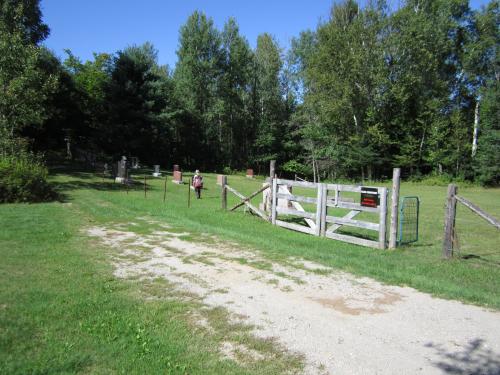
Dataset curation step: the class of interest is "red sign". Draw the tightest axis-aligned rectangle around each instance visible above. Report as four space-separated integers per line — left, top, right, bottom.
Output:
360 187 379 208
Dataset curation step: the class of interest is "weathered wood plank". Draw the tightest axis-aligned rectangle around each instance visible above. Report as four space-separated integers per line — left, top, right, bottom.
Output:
325 232 379 248
442 184 458 259
230 183 270 211
325 215 379 231
244 201 269 221
327 200 380 213
378 187 388 249
276 207 316 220
455 195 500 230
221 175 227 210
276 193 317 204
315 184 323 236
320 184 328 236
226 185 246 200
275 220 316 235
389 168 401 249
275 178 317 189
325 184 384 193
271 178 278 225
277 185 316 229
326 210 361 233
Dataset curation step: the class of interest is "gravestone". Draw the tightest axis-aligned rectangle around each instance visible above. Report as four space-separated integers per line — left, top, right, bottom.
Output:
216 174 225 186
115 156 128 183
103 163 110 175
130 157 140 169
173 170 183 184
173 164 180 172
153 164 161 177
246 168 254 178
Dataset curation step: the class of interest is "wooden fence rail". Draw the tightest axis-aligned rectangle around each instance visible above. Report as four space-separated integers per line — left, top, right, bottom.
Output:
443 184 500 259
222 177 390 250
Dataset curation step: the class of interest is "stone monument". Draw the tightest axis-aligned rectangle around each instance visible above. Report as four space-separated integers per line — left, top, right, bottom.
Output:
153 165 161 177
173 171 183 184
130 157 140 169
216 174 225 186
246 168 254 178
115 156 128 183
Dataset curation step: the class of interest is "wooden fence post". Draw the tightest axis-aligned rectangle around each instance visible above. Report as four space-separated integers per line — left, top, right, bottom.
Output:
443 184 458 259
319 183 328 237
389 168 401 249
221 175 227 210
144 175 147 198
271 178 278 224
378 187 388 249
187 180 191 208
270 160 276 180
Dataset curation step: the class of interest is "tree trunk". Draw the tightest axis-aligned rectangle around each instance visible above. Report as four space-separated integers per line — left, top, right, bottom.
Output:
472 100 480 158
312 157 316 183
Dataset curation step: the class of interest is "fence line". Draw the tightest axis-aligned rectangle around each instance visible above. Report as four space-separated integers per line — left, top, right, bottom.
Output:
222 177 390 249
442 184 500 259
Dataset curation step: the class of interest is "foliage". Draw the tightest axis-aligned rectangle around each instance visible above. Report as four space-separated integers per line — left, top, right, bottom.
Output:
0 151 54 203
0 9 57 138
2 1 499 184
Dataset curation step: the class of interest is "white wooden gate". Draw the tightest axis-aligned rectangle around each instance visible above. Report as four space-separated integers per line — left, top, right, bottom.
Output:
270 178 388 249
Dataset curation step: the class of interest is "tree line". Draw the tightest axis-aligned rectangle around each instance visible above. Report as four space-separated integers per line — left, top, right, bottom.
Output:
1 0 498 185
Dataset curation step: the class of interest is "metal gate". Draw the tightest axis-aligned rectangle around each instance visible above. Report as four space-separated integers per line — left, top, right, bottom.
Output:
398 196 419 245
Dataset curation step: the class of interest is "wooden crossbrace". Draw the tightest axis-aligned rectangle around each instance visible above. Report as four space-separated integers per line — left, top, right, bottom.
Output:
230 184 269 211
325 210 361 234
278 185 316 230
226 185 269 221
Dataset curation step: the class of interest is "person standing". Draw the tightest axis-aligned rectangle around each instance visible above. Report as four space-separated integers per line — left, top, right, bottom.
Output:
192 170 203 199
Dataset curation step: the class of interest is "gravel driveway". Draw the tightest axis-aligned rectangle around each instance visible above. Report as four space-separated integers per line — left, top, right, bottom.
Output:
88 222 500 375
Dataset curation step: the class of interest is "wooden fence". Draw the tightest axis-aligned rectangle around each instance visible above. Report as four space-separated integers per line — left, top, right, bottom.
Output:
222 177 389 249
443 184 500 259
270 178 388 249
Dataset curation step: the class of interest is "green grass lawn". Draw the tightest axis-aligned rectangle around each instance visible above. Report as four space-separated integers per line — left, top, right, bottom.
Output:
1 165 499 373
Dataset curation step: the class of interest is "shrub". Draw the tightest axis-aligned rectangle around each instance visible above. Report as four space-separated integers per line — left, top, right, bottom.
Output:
0 153 54 203
222 166 234 175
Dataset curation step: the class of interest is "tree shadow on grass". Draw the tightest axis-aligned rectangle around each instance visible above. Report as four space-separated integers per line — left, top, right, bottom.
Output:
425 339 500 375
53 177 148 203
459 254 500 268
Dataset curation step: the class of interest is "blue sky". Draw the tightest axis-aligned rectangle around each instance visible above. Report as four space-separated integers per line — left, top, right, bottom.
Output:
41 0 492 68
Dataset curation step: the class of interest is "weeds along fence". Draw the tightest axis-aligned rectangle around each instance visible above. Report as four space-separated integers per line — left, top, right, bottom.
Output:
442 184 500 259
222 177 389 250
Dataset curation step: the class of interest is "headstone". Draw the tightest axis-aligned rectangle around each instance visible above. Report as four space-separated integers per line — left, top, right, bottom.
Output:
216 174 225 186
153 164 161 177
103 163 110 175
173 164 180 172
246 168 254 178
130 157 140 169
172 170 183 184
115 156 128 183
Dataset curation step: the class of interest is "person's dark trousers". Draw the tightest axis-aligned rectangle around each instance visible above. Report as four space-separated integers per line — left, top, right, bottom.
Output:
195 187 201 199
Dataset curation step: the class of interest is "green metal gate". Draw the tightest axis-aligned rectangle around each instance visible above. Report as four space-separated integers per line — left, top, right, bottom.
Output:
398 196 420 245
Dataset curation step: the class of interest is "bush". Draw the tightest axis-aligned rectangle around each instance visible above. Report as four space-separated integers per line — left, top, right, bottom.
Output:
0 153 54 203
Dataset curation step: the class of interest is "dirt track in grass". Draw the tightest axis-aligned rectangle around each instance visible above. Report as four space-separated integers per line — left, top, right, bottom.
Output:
87 220 500 375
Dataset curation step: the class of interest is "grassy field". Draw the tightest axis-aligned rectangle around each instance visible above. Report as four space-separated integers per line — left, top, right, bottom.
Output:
1 165 499 373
